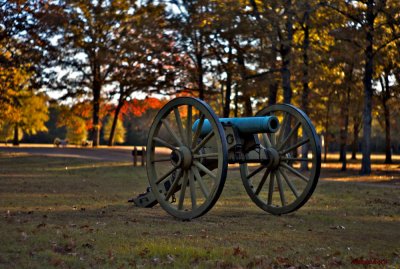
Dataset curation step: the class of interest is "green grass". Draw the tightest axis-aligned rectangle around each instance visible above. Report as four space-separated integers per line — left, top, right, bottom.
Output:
0 153 399 268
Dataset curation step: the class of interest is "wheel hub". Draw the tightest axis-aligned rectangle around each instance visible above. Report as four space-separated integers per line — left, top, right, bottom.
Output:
170 150 182 167
266 148 280 169
170 146 192 170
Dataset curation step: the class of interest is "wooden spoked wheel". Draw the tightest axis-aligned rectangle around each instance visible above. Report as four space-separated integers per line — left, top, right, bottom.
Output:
146 97 228 220
240 104 321 215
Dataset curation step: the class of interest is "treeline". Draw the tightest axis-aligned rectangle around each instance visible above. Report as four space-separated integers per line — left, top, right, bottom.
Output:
1 0 399 174
17 98 166 146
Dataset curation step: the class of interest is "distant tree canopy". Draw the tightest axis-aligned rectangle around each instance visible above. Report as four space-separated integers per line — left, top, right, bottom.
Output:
1 0 400 174
103 117 126 145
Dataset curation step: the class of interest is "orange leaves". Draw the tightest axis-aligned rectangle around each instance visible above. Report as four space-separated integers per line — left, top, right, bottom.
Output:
124 98 166 117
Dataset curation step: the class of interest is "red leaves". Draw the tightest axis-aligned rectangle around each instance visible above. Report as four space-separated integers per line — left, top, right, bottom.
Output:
232 246 248 259
124 98 165 117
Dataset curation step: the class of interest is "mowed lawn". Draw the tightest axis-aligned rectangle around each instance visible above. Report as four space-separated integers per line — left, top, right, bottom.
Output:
0 152 399 268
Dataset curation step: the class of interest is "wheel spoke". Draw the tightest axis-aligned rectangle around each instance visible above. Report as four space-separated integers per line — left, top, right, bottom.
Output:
156 166 178 184
278 168 299 198
174 107 187 145
193 131 214 153
276 170 286 206
193 152 218 159
255 167 272 195
192 114 205 148
281 162 309 182
280 138 310 155
153 137 177 151
262 133 272 148
193 160 216 180
161 119 184 147
192 167 209 198
246 165 265 179
277 112 288 143
178 170 189 210
267 171 275 205
271 133 277 146
188 169 197 209
280 157 312 162
277 121 301 151
165 169 183 200
187 105 192 146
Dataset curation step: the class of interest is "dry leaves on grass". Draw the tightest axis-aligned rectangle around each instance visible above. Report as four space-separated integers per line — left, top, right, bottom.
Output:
232 246 248 259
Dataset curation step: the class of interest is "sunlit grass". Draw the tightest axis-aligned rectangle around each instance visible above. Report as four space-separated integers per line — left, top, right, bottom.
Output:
0 153 399 268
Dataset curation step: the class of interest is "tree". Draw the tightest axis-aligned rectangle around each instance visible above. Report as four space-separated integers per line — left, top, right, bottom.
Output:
0 122 21 144
323 0 400 174
52 0 140 147
103 116 125 144
248 0 294 104
107 3 176 146
0 89 49 145
375 62 400 163
0 1 61 145
57 104 90 144
168 0 218 100
65 116 87 144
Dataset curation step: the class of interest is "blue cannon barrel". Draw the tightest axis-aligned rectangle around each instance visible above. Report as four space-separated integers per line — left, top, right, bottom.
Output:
192 116 279 136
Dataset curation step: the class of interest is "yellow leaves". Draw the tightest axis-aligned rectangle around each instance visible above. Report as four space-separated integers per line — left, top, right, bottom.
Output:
65 115 88 144
0 55 49 137
103 117 126 144
200 19 211 28
20 94 49 135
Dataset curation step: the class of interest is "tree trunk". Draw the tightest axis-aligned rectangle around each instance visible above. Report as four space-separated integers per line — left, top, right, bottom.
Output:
13 123 19 146
383 75 392 164
223 72 232 117
223 45 233 118
323 98 332 163
360 0 374 175
339 66 352 170
339 91 350 171
351 120 360 160
268 39 279 106
197 54 205 100
234 84 239 117
300 13 310 170
281 53 292 104
237 48 251 116
281 0 293 104
92 66 101 147
268 82 278 106
383 101 392 163
244 95 253 117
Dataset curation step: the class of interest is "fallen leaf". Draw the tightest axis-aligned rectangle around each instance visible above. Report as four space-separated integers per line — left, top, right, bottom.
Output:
167 254 175 262
108 249 114 261
82 243 94 249
151 257 160 264
50 257 64 266
20 232 28 241
36 223 46 229
330 225 345 230
139 247 149 258
233 246 248 258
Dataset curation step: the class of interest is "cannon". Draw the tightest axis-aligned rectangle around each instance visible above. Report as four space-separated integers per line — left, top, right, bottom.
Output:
133 97 321 220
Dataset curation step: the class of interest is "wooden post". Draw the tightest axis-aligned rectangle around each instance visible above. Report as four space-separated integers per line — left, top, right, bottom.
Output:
141 147 145 166
133 146 138 167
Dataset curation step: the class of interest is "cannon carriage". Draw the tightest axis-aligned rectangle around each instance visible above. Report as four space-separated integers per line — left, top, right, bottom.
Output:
133 97 321 220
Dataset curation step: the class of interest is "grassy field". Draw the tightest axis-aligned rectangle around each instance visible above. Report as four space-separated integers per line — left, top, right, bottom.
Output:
0 152 399 268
